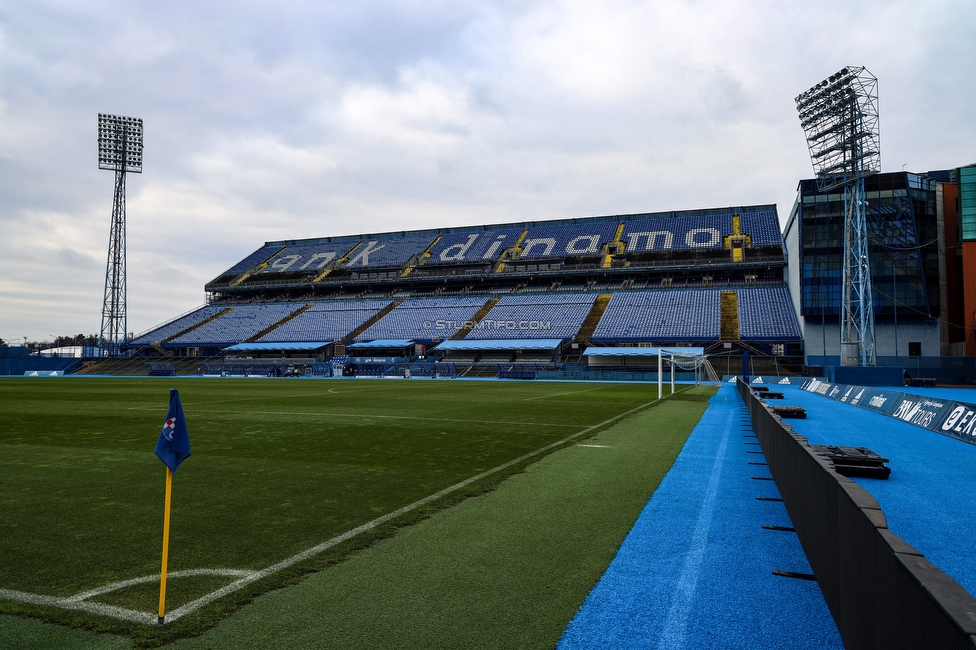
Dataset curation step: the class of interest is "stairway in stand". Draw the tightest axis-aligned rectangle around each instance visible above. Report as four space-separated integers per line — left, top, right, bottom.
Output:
720 291 740 342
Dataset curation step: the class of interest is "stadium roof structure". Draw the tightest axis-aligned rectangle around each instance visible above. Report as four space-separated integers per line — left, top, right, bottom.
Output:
346 339 415 349
224 342 332 352
582 347 705 357
434 339 564 351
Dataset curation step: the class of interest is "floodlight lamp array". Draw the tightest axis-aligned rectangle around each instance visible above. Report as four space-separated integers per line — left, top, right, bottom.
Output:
97 113 143 173
794 67 880 190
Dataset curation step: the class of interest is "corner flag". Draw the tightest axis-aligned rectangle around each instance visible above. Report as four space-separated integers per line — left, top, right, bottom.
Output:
155 388 191 625
155 388 191 473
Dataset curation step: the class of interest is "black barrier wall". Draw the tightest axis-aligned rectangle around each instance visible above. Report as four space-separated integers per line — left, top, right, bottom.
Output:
737 380 976 649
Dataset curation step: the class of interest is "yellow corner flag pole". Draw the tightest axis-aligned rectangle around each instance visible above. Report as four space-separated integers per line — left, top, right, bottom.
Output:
155 388 191 626
158 467 173 625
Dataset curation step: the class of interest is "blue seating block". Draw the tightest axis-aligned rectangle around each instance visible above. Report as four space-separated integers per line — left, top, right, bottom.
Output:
130 305 229 346
518 223 619 259
258 300 392 342
168 303 306 345
427 228 526 264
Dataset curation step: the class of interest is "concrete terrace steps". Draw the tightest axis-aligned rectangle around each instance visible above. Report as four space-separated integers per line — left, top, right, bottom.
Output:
720 291 740 342
74 355 224 376
574 294 613 343
451 297 502 340
344 300 402 341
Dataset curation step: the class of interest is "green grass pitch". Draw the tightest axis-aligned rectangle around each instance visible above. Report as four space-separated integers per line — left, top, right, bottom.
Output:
0 377 711 646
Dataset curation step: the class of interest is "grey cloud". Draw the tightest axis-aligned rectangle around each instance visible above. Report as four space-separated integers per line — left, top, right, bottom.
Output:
56 247 99 270
2 0 975 339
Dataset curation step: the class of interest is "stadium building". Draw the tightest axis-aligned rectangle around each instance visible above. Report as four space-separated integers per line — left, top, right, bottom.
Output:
121 205 805 377
784 165 976 372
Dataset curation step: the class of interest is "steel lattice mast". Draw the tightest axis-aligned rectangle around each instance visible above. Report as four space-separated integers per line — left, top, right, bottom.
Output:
795 67 881 366
97 114 143 357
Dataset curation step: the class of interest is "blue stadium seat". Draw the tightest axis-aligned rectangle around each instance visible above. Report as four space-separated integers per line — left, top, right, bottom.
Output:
466 293 597 340
592 289 722 341
258 300 392 342
340 235 437 269
737 287 802 340
518 223 619 259
427 228 526 264
130 305 230 346
620 209 781 253
211 244 284 280
259 240 361 275
167 303 306 345
357 296 488 342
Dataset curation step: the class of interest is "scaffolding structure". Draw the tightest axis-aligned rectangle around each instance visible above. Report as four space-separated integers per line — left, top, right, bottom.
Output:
97 114 143 356
796 67 881 366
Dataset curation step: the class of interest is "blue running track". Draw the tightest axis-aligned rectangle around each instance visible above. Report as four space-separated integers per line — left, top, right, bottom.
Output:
559 383 843 649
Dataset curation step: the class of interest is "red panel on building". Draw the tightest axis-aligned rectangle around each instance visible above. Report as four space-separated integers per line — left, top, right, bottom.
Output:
961 240 976 356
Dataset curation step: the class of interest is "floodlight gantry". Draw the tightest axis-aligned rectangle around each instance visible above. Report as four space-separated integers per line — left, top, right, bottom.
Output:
97 113 143 357
795 67 881 366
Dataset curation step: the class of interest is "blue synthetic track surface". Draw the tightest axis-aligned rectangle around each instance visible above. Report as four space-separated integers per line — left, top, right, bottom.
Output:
559 383 843 649
767 383 976 599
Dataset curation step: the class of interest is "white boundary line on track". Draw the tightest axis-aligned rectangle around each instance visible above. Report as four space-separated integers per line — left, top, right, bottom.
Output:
2 388 689 625
658 399 732 648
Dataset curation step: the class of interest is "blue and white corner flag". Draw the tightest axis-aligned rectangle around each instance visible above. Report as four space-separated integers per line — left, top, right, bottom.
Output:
155 389 191 473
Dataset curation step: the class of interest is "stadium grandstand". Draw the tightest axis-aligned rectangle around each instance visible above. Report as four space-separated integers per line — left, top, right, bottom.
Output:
113 205 804 378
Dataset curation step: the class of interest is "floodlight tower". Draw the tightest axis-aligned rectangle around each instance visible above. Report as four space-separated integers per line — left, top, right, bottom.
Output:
97 114 143 357
795 67 881 366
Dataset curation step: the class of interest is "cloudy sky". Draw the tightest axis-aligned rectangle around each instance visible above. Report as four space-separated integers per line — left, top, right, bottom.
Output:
1 0 974 343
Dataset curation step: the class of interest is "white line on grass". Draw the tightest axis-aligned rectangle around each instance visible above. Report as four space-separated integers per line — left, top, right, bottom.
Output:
0 588 155 624
67 569 257 602
200 409 582 428
164 391 679 624
0 569 258 626
2 387 692 625
522 387 605 401
129 407 579 428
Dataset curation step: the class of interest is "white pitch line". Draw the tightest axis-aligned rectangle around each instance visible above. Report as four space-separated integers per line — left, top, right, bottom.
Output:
576 444 611 448
0 588 155 625
131 407 578 428
164 391 686 623
522 387 605 401
2 386 691 625
67 569 256 602
200 409 581 428
0 569 258 626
